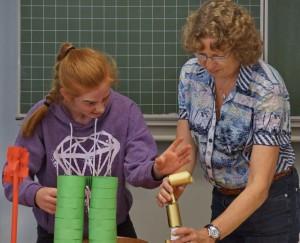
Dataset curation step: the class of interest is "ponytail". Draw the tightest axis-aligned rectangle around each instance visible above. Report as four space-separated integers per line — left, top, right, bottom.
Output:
21 43 75 137
21 91 56 137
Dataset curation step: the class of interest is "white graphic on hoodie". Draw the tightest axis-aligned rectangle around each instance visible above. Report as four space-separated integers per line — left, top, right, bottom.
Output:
53 130 120 176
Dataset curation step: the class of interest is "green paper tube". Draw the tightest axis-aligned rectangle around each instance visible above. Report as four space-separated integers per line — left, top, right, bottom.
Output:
54 176 86 243
56 197 85 209
90 197 116 209
88 176 117 243
92 176 118 189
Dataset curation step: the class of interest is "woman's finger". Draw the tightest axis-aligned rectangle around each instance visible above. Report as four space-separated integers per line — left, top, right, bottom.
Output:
159 188 172 201
169 137 184 151
176 144 192 158
179 157 191 167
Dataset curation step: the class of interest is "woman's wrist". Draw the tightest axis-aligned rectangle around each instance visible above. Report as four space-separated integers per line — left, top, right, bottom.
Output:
204 223 221 241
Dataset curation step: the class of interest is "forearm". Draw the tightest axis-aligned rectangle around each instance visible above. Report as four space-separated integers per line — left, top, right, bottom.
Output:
176 120 197 173
3 178 42 207
212 184 269 239
212 145 278 239
126 160 161 188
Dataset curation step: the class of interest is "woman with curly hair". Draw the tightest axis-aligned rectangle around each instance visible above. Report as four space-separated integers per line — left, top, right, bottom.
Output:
157 0 299 242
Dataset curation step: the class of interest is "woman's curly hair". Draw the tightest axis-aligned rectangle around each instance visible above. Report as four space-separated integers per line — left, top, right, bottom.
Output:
182 0 263 65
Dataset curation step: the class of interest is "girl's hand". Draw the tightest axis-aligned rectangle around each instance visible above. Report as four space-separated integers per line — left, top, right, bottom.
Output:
153 138 191 178
35 187 57 214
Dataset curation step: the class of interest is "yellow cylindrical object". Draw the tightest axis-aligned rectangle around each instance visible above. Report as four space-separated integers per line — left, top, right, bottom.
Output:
165 240 172 243
168 171 193 187
166 202 182 227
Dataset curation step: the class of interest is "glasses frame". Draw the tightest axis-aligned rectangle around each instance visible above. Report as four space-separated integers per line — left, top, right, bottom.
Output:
194 52 229 63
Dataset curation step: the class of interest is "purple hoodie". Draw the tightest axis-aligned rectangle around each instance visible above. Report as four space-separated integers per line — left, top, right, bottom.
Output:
3 90 161 233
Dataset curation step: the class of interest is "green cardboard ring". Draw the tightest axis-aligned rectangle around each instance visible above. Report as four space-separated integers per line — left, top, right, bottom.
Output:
54 218 84 229
54 228 83 239
89 229 116 240
90 197 116 209
54 239 82 243
90 188 116 198
57 175 86 188
57 175 86 197
55 206 84 219
88 208 116 219
92 176 118 189
56 197 85 208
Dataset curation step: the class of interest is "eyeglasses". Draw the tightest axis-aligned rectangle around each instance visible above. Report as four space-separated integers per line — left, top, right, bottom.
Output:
194 53 228 63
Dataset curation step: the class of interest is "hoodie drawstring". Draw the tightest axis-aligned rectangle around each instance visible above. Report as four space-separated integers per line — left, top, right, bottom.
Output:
93 118 98 176
68 123 73 175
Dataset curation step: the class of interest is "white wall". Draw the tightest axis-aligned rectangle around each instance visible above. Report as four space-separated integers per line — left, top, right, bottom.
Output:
0 1 300 242
0 1 37 243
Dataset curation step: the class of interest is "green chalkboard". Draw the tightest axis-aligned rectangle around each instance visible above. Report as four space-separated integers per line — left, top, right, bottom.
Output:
19 0 261 115
268 0 300 116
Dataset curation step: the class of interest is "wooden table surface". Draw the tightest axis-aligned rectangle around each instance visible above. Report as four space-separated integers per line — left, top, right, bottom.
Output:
82 237 147 243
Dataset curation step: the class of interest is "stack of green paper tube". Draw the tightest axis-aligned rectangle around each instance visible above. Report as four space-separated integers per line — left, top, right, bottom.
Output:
89 176 118 243
54 175 86 243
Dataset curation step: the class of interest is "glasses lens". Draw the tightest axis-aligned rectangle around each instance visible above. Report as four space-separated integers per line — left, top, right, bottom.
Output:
195 53 227 63
212 56 226 62
195 53 207 62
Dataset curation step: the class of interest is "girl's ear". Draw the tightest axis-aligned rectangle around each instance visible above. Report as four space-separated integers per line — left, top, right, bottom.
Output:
60 87 72 102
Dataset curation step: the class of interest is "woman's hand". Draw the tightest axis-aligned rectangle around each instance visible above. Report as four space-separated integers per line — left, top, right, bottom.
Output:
35 187 57 214
153 138 191 178
156 177 185 207
172 227 215 243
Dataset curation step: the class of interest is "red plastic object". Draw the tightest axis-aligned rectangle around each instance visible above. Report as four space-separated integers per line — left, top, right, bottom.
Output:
3 146 29 243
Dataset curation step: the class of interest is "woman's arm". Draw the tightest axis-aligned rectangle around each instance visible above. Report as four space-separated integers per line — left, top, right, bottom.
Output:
172 144 279 242
175 119 198 174
153 120 197 178
211 144 279 239
156 120 198 206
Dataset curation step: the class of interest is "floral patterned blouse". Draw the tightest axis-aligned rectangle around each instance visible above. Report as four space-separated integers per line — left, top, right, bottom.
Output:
178 58 295 189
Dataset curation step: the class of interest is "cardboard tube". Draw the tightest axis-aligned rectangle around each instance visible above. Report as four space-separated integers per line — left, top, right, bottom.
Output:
168 171 193 187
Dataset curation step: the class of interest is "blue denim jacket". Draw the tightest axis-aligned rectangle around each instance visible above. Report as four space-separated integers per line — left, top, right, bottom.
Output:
178 58 295 189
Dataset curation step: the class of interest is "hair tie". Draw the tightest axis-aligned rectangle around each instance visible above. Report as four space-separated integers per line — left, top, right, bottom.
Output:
44 100 50 107
65 46 75 56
